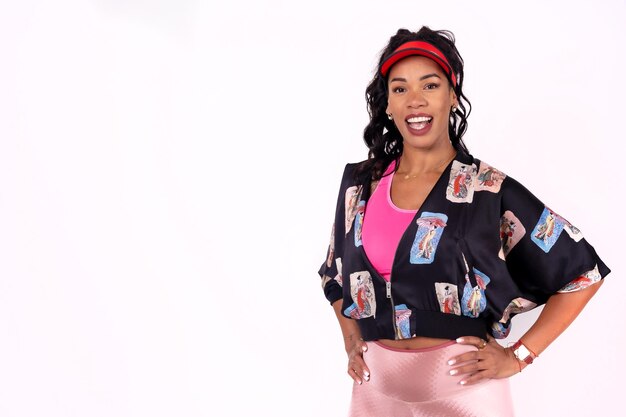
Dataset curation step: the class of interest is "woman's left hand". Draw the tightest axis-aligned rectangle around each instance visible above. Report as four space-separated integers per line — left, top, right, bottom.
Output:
447 335 522 385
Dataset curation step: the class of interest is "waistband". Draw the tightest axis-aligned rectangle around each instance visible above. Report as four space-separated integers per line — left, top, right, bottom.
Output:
358 309 490 341
372 340 457 353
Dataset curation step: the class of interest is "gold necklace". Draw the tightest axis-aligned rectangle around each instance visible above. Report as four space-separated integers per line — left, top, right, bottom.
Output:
396 153 456 180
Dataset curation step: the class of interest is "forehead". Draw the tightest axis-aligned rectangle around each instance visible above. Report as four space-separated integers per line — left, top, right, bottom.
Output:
387 55 446 79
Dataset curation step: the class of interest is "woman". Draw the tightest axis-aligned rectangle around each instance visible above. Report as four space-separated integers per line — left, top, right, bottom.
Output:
317 26 610 417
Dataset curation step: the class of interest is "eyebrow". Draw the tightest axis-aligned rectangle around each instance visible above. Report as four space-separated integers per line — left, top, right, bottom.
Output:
389 73 442 83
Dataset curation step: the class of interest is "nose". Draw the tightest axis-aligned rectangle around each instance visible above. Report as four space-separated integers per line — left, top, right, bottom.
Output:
407 89 427 108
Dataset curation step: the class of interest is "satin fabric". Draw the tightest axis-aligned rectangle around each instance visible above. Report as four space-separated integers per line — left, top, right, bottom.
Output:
348 341 515 417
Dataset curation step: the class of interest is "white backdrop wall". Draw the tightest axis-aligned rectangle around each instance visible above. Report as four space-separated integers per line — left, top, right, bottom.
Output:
0 1 623 416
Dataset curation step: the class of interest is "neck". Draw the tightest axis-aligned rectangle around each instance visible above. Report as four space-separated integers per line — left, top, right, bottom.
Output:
397 143 457 175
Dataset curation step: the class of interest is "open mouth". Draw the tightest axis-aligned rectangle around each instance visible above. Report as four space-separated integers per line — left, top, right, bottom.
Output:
406 116 433 131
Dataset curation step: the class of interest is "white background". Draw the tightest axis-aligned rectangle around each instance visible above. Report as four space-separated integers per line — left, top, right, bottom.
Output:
0 1 623 416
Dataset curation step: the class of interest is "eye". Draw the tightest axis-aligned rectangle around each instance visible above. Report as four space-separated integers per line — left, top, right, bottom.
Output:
424 83 440 90
391 86 406 93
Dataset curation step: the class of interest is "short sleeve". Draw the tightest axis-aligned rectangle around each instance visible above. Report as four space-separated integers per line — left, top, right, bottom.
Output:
317 164 353 305
499 176 610 306
318 222 343 304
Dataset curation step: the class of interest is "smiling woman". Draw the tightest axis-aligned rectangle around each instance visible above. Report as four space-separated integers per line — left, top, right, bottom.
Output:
386 56 457 152
316 26 610 417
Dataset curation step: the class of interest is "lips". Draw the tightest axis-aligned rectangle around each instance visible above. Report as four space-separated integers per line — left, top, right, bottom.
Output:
405 113 433 135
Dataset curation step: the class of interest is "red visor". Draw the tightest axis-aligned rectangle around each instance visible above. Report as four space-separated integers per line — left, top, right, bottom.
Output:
380 41 457 87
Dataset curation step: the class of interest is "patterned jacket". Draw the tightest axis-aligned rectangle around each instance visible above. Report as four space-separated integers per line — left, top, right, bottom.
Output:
318 149 610 341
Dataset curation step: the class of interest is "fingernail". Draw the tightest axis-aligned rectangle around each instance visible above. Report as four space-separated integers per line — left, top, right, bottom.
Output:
362 345 367 352
449 369 458 376
459 380 467 385
364 375 370 381
363 370 370 377
447 359 456 365
358 380 362 385
456 337 464 343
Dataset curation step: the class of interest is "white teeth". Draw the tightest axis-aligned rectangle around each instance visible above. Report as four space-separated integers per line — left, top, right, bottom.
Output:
407 116 432 123
409 122 428 130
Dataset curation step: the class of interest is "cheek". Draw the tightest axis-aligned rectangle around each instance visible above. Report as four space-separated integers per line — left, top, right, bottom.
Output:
386 98 399 112
436 100 453 116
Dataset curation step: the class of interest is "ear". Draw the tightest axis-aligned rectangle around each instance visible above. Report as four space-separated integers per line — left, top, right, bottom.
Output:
450 89 458 107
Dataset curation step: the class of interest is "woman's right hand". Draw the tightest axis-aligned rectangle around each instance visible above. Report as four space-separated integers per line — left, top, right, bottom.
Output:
332 300 370 385
345 337 370 385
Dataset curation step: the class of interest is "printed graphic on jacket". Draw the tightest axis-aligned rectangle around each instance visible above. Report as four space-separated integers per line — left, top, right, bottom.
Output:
410 212 448 264
335 257 343 287
563 220 584 242
499 210 526 259
531 207 568 252
461 268 491 318
492 296 537 338
394 304 412 339
343 271 376 319
345 185 363 235
499 297 537 324
354 200 366 247
446 161 478 203
435 282 461 315
326 222 335 268
558 264 602 292
491 322 511 339
321 274 333 289
475 161 506 193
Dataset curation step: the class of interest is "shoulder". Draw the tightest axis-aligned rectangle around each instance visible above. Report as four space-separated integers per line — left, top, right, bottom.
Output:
469 155 544 216
338 159 370 186
343 159 369 173
457 151 513 197
457 152 544 215
464 152 527 193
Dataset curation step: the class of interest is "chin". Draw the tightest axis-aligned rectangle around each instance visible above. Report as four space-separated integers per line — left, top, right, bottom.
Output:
402 137 440 151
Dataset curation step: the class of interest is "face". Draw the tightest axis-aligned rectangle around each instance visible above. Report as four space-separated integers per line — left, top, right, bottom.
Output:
386 55 458 151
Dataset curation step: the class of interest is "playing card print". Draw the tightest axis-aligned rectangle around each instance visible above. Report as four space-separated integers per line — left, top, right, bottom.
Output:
334 257 343 287
491 322 511 339
410 212 448 264
461 268 491 318
531 207 567 252
446 161 477 203
343 271 376 319
344 185 363 235
435 282 461 315
563 221 584 242
354 200 366 247
499 297 537 324
475 161 506 193
558 264 602 292
321 274 332 289
499 210 526 259
394 304 412 339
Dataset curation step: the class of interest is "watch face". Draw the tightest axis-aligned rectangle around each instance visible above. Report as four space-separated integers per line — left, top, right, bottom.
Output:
516 344 531 358
515 344 533 363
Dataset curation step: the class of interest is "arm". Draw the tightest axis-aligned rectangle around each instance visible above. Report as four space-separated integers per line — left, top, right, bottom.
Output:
332 300 371 385
332 299 361 350
449 279 603 384
517 278 604 365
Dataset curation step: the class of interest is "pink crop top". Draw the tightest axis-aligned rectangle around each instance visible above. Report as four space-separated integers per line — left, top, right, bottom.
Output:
361 160 417 281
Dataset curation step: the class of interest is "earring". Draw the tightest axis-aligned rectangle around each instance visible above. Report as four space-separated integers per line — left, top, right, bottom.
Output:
387 113 393 120
451 106 457 113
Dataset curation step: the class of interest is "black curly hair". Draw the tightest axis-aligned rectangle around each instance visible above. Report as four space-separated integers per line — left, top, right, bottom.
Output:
355 27 471 181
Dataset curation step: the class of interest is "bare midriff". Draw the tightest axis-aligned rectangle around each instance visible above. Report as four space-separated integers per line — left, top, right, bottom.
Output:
378 336 453 350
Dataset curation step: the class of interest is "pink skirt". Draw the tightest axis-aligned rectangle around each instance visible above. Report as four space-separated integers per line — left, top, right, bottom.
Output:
348 341 515 417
